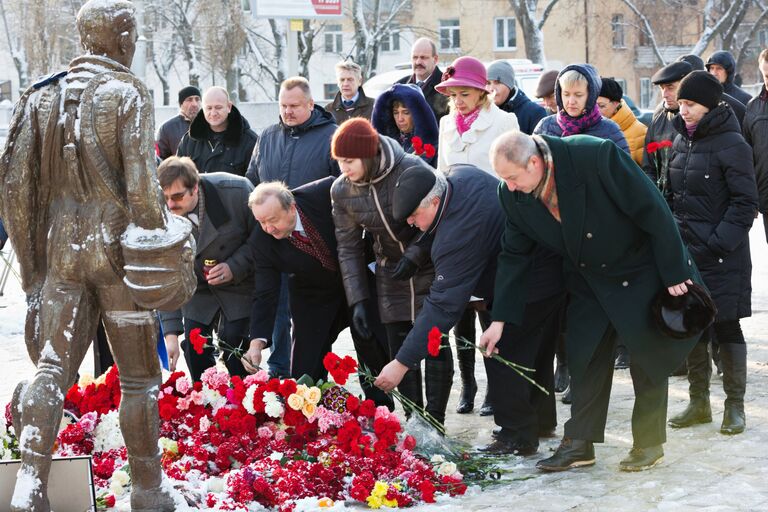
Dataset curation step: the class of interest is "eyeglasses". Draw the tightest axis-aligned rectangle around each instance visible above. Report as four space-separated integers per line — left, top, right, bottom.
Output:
164 189 191 202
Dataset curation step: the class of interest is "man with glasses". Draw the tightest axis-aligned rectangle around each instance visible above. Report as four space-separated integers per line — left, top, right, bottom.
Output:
158 156 256 381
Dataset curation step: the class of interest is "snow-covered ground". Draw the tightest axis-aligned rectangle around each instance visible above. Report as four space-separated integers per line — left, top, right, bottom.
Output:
1 222 767 511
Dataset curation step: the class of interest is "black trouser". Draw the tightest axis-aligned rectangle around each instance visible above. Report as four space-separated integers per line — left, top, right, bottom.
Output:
182 312 249 382
713 320 745 345
484 293 563 446
349 295 394 408
563 325 668 448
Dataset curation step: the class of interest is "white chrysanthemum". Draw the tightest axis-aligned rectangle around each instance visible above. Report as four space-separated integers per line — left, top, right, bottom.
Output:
264 400 284 419
242 386 257 415
437 461 458 476
430 454 446 463
269 451 284 461
112 469 130 487
206 477 225 493
93 411 125 452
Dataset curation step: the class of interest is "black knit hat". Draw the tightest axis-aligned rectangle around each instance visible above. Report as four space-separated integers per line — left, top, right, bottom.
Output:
651 282 716 340
677 70 723 110
392 165 437 221
677 54 705 71
599 77 623 102
178 86 201 105
652 62 692 85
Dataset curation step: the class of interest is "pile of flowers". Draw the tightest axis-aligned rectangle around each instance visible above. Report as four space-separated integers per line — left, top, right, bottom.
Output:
3 355 467 511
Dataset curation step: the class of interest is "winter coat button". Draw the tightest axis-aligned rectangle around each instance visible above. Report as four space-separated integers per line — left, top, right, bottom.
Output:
622 281 629 287
688 259 692 265
586 232 593 239
718 258 723 263
580 263 586 268
705 174 710 179
601 263 607 268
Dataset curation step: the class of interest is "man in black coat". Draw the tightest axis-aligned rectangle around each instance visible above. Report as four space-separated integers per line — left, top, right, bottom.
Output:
158 157 256 382
244 179 392 405
155 85 200 160
326 61 374 124
177 86 258 177
245 76 339 377
706 50 753 106
743 49 768 241
375 164 564 445
397 38 449 122
487 60 546 135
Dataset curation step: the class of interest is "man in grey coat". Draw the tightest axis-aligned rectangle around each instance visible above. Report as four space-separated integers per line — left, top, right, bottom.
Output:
158 156 256 381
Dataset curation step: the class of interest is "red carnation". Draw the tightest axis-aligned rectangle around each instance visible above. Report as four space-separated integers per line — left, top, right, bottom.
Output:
659 139 673 148
323 352 341 373
189 328 208 355
358 399 376 418
346 395 360 412
424 144 436 159
427 327 443 357
646 141 660 154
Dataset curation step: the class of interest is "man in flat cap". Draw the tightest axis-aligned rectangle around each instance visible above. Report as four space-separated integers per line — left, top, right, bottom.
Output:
155 85 201 160
535 69 560 115
641 61 693 189
374 164 564 454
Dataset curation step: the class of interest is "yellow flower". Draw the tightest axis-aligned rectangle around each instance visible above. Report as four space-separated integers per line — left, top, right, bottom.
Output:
158 437 178 455
295 384 309 398
306 386 322 404
287 393 305 411
318 497 335 507
302 402 316 419
372 481 389 498
78 373 95 388
382 497 398 508
366 495 383 509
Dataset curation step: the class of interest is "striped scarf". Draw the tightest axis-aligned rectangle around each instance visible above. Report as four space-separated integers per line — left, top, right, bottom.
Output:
531 135 560 222
556 103 603 137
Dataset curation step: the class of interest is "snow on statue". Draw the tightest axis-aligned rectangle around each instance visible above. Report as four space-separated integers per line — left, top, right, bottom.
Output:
0 1 195 510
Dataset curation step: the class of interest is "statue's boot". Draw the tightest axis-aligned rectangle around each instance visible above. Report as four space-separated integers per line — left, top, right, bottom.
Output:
10 452 53 512
129 455 176 511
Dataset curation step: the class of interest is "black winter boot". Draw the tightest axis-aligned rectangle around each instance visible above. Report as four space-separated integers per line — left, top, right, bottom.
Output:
719 343 747 435
669 341 712 428
455 346 477 413
425 354 454 430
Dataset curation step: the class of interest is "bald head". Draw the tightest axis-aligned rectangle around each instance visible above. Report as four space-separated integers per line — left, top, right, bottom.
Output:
490 131 545 194
202 86 232 132
77 0 137 68
411 38 438 82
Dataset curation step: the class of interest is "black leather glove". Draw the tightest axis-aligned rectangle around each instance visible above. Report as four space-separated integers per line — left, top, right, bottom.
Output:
352 301 373 340
392 256 418 280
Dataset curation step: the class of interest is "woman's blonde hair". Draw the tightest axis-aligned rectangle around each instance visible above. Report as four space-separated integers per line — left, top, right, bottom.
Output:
558 69 588 90
447 87 491 114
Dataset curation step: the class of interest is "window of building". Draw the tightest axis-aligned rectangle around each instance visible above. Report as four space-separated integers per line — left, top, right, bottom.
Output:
639 78 651 109
494 17 517 50
324 24 343 53
324 83 339 100
759 28 768 48
612 14 626 49
380 24 401 52
439 19 460 51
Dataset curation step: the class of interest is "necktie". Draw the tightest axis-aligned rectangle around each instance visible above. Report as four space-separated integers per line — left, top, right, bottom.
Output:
343 100 354 108
416 80 425 88
291 230 310 244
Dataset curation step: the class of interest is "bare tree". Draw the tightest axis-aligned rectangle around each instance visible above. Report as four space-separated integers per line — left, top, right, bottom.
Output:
196 0 247 99
508 0 562 63
350 0 411 79
0 0 28 90
690 0 752 55
297 19 324 79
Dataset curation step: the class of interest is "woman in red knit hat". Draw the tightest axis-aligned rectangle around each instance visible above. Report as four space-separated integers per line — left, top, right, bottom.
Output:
330 118 454 428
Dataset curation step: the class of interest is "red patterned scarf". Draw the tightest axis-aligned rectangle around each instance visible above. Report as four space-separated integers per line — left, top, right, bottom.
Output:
455 108 481 136
289 207 338 272
531 135 560 222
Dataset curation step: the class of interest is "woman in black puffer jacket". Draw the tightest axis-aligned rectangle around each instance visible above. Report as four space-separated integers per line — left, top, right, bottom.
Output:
331 118 454 427
667 71 757 436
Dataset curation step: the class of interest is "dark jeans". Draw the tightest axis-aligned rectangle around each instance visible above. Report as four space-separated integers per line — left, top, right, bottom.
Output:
182 312 250 382
563 325 669 448
267 274 292 377
484 293 563 445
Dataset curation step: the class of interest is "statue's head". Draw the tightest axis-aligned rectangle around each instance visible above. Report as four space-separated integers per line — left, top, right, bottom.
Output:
77 0 137 68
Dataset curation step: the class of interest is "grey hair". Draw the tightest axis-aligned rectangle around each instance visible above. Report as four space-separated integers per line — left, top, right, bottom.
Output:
418 170 447 209
558 69 588 90
248 181 295 211
489 131 537 168
335 60 363 81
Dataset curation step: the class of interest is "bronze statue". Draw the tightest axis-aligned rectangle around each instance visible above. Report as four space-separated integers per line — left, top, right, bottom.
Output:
0 1 195 510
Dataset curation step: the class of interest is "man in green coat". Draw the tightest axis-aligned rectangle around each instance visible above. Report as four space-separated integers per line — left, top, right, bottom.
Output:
481 131 701 472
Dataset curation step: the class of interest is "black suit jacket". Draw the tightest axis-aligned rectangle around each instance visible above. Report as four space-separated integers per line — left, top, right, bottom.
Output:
397 66 449 122
248 176 346 343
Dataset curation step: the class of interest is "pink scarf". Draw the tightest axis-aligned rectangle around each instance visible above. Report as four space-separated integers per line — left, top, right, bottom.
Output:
455 108 481 136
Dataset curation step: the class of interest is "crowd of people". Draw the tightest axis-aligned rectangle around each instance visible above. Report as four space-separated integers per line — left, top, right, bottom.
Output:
5 16 768 482
142 36 768 473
